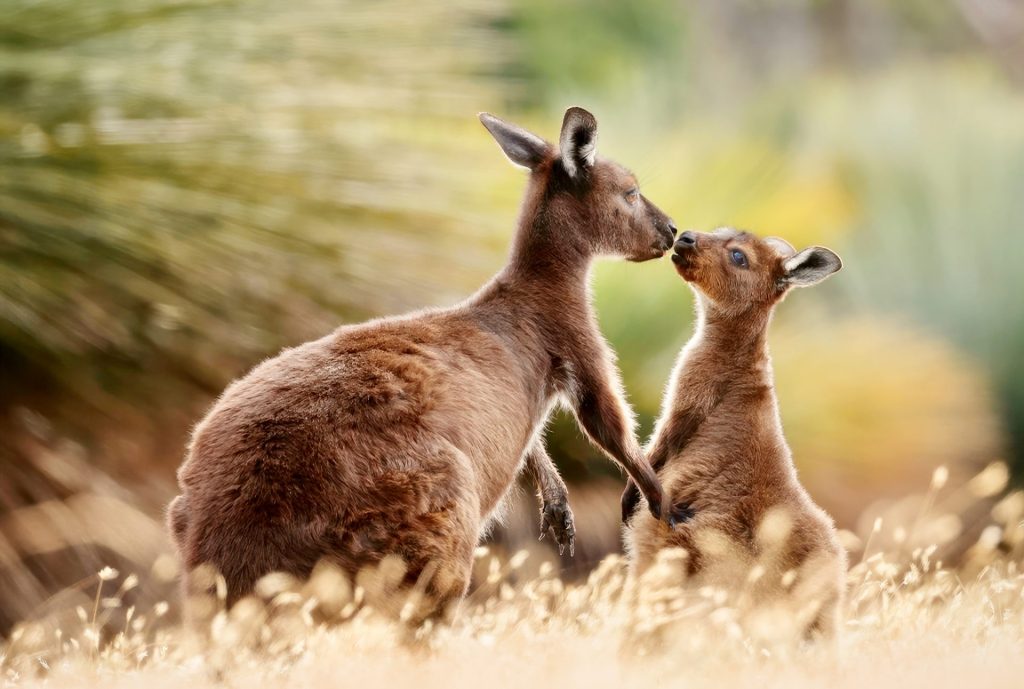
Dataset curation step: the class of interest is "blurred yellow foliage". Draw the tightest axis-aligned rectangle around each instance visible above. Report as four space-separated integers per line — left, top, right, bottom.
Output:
736 171 856 248
772 314 1001 523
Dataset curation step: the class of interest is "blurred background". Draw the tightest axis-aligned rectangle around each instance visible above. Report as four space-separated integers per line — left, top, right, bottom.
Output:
1 0 1022 636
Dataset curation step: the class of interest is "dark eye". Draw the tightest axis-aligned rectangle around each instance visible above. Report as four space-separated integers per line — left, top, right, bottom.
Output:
730 249 748 268
624 187 639 204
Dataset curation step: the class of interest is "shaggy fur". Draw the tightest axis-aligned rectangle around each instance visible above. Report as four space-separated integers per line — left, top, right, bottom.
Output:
625 228 847 634
169 107 676 613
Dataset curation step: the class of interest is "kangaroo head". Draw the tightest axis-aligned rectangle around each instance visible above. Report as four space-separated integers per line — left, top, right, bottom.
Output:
671 228 842 314
479 107 676 263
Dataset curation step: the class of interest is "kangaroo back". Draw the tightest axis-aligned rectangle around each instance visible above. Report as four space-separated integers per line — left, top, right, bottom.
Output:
168 108 678 618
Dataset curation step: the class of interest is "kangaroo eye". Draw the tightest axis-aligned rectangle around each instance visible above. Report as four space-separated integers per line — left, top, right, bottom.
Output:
730 249 748 268
624 188 640 204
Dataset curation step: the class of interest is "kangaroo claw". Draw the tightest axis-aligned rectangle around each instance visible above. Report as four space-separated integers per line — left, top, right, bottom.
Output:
540 499 576 558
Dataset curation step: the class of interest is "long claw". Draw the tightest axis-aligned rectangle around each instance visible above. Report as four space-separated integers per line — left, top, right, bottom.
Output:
540 500 575 557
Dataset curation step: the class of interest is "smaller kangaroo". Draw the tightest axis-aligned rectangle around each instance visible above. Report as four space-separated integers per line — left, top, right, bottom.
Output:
625 228 846 636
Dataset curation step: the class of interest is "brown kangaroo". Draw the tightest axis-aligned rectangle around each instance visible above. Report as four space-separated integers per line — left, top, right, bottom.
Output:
625 228 846 635
168 107 676 615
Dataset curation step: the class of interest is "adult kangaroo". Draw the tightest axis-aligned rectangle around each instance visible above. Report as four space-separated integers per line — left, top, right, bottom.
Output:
168 107 677 616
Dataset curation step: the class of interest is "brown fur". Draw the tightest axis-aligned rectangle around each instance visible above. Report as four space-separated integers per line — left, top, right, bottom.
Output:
625 228 847 635
168 108 675 614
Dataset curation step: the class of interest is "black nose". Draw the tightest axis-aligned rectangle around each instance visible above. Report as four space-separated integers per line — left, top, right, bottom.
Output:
676 231 697 250
667 221 678 237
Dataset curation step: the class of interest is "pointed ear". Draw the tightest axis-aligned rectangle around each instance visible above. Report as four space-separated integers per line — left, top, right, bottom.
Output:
479 113 550 170
765 236 796 259
559 106 598 178
782 246 843 288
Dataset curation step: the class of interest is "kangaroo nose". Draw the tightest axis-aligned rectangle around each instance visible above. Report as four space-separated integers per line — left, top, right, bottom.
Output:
676 231 697 250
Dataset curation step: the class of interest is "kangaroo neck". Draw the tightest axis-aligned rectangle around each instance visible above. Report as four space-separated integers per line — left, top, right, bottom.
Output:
503 252 593 309
483 204 597 325
685 298 773 381
648 296 777 467
506 203 592 288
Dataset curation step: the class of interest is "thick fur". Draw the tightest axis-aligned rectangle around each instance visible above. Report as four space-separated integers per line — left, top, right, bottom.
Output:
626 228 847 635
169 108 676 612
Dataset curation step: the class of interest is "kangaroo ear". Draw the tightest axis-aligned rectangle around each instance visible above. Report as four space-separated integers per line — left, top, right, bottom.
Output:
782 246 843 288
765 236 796 259
559 106 598 178
479 113 551 171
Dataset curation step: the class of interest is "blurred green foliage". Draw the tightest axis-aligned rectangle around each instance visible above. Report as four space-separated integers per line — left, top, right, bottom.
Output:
1 0 514 414
508 0 690 110
2 0 1020 479
575 62 1024 485
1 0 519 629
510 1 1024 485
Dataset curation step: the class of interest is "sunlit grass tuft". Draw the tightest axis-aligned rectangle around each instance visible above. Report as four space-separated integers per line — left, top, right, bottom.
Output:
3 465 1022 689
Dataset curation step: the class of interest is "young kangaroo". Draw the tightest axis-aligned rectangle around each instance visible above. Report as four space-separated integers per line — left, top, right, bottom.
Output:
625 228 846 636
168 107 676 616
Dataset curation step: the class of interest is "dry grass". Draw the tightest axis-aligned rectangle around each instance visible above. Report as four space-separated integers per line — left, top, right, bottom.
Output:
2 466 1023 689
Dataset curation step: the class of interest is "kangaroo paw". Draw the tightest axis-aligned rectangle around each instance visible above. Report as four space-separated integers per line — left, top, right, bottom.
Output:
668 501 695 529
539 498 576 557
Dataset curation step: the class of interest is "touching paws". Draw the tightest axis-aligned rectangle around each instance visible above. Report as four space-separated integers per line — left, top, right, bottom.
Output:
668 501 695 528
539 498 576 557
621 478 667 523
621 479 695 529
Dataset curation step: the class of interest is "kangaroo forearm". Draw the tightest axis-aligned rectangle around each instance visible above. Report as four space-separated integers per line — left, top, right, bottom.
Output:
645 438 673 473
646 406 705 469
524 441 566 501
620 435 671 523
523 438 576 554
574 387 662 505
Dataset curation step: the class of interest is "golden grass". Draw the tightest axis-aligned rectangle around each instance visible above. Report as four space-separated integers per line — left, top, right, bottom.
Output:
3 466 1023 689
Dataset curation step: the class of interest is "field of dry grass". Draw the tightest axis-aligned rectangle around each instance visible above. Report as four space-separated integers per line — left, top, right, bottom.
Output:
2 465 1022 689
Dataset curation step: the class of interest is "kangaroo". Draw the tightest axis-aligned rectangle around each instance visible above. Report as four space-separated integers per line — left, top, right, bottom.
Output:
168 107 676 616
625 228 846 636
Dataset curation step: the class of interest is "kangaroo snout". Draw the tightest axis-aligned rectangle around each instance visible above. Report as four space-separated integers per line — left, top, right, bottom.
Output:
675 231 698 250
671 230 699 271
657 220 678 249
